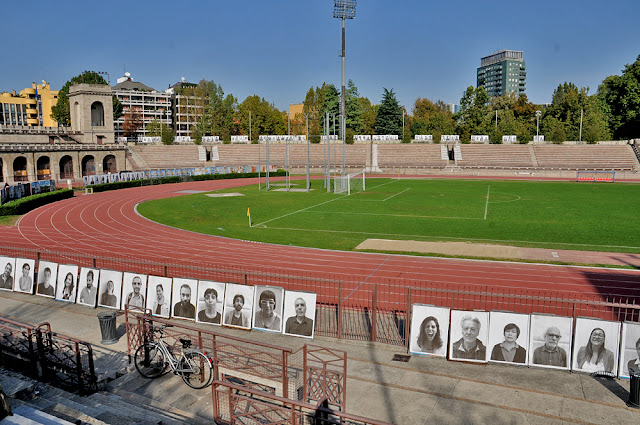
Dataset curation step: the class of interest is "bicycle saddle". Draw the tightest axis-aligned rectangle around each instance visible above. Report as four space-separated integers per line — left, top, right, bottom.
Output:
179 338 192 348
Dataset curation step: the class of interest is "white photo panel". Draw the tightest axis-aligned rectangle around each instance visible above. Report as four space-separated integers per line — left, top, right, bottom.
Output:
448 310 489 363
76 267 99 307
0 256 16 291
252 286 284 333
223 283 255 330
196 280 225 325
56 264 79 303
13 258 35 294
528 314 573 370
97 269 123 309
487 311 530 366
620 322 640 379
409 304 450 358
146 275 172 318
282 290 317 339
572 317 620 375
171 278 197 321
36 260 58 298
121 272 148 310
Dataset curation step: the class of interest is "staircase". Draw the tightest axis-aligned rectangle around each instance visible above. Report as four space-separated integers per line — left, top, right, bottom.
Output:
1 367 212 425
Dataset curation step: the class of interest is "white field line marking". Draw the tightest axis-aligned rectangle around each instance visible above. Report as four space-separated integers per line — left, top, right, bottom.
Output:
303 211 482 220
252 195 345 227
255 225 640 251
344 255 392 301
382 188 410 201
487 192 521 203
484 185 491 220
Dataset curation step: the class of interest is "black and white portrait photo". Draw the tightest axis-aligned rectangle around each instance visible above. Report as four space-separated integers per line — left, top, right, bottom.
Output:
196 280 225 325
146 275 172 318
448 310 489 363
223 283 255 330
55 264 79 303
572 317 620 375
488 311 530 365
252 286 284 333
97 269 123 310
76 267 99 307
528 314 573 370
409 304 450 358
121 272 147 310
0 256 16 291
171 278 197 321
282 290 316 339
36 260 58 298
13 258 35 294
619 321 640 379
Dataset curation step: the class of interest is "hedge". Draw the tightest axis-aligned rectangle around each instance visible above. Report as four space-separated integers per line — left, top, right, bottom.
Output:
0 189 74 216
89 170 286 193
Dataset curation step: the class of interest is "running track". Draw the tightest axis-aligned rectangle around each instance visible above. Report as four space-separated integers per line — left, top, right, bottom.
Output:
2 178 639 311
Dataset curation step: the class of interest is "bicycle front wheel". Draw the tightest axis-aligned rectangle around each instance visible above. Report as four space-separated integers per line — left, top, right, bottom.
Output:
134 342 168 379
179 350 213 389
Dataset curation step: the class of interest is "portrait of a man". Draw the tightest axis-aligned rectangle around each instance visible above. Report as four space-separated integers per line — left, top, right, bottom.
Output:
449 310 489 363
122 273 147 309
0 257 15 291
223 283 254 330
196 280 226 325
488 311 530 365
529 314 573 370
146 275 172 318
77 268 99 307
172 278 197 320
282 291 317 339
36 261 58 298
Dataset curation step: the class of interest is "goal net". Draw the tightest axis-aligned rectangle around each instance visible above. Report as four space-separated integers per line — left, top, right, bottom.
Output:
576 171 616 183
333 170 366 195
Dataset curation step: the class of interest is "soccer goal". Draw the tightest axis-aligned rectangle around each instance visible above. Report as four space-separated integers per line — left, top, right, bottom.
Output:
334 170 366 195
576 170 616 183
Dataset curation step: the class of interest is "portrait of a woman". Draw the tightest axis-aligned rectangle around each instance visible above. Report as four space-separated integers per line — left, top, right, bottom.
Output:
417 316 444 355
61 272 75 301
576 327 615 372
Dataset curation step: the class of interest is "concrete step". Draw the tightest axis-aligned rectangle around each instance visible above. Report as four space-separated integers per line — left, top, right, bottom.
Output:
2 405 75 425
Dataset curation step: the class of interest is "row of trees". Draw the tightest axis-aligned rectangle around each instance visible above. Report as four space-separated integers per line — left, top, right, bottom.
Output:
52 54 640 144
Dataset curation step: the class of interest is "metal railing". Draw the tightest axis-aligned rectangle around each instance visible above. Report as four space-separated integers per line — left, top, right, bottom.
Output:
2 244 640 352
0 316 96 394
211 380 392 425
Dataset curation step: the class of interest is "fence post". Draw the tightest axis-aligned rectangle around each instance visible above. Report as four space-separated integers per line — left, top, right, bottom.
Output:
75 342 84 395
92 257 97 268
405 287 412 349
338 282 343 339
163 265 168 277
371 281 377 343
302 345 308 403
282 350 289 399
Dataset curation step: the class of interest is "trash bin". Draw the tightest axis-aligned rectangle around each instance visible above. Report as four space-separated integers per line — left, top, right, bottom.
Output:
97 311 118 345
629 364 640 408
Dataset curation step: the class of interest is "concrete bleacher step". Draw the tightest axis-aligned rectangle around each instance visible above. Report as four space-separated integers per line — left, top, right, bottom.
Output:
1 405 75 425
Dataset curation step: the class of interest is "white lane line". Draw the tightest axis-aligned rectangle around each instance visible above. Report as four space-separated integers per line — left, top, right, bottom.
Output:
484 185 491 220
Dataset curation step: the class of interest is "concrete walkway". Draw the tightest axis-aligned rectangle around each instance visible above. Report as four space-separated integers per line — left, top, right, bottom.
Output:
1 290 639 425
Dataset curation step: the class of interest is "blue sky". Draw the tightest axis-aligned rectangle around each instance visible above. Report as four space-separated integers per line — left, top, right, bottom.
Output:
3 0 638 112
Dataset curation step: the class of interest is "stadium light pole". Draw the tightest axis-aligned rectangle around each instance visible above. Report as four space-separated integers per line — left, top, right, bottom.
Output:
334 0 357 176
305 113 310 192
535 110 541 137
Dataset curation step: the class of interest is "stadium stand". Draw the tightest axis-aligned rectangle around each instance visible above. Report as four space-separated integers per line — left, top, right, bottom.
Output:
377 144 448 168
532 145 637 170
455 145 535 168
129 145 204 169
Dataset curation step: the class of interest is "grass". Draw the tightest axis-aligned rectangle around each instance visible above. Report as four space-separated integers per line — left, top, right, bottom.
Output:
0 215 21 226
136 177 640 254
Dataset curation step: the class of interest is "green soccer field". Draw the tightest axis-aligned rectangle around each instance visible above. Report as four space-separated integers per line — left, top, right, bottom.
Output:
137 177 640 254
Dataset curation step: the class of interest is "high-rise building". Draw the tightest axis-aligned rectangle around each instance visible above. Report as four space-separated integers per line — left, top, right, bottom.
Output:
476 50 526 97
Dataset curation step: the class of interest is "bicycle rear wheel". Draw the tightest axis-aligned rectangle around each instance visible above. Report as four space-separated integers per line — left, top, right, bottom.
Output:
134 342 167 378
179 350 213 389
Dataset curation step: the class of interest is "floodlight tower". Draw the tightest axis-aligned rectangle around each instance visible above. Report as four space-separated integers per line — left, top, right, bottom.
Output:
333 0 357 175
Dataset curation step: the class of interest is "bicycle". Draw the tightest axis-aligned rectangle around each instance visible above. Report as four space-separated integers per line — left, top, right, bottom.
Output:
133 324 213 389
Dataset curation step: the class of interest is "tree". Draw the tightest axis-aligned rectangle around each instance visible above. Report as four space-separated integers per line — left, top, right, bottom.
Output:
238 95 285 142
543 82 610 142
359 97 378 136
374 88 402 136
303 86 323 140
122 107 143 139
345 80 364 134
597 54 640 140
319 84 340 135
147 119 174 145
411 98 455 141
51 71 122 126
456 86 490 140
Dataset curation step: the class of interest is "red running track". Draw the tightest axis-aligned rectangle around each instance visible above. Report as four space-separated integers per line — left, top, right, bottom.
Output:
1 178 639 310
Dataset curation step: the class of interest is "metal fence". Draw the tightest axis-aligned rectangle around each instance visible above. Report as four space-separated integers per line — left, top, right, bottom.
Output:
211 380 392 425
0 316 96 394
125 308 347 410
2 243 640 352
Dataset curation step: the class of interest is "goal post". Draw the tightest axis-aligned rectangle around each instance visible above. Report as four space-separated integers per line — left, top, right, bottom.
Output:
333 170 366 195
576 170 616 183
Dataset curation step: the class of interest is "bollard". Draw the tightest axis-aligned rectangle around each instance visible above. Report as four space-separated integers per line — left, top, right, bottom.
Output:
97 311 119 345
